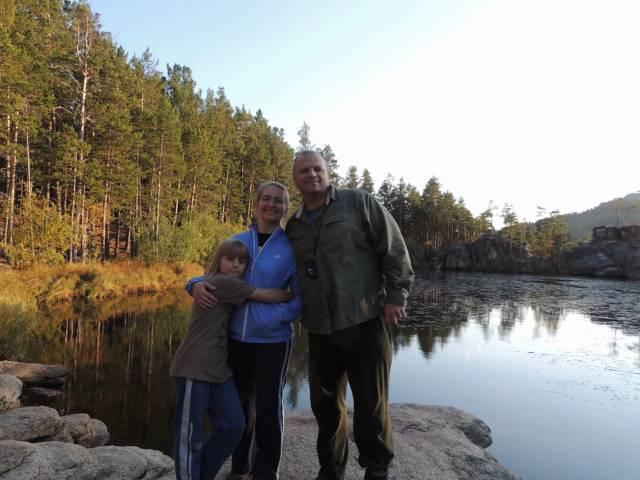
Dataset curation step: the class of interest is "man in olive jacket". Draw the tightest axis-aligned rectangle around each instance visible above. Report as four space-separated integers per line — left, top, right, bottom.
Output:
286 151 414 480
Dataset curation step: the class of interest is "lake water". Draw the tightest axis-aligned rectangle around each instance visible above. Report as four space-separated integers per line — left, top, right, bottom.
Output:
15 272 640 480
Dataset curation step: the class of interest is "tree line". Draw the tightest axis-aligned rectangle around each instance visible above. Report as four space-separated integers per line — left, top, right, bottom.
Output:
0 0 301 266
0 0 569 268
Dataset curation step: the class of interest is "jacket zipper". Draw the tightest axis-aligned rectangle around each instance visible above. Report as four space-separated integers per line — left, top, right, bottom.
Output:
241 226 280 341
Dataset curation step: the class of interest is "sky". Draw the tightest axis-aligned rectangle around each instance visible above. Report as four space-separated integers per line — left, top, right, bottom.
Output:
89 0 640 222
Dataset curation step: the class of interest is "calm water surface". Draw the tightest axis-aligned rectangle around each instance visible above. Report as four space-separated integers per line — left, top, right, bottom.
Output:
16 273 640 480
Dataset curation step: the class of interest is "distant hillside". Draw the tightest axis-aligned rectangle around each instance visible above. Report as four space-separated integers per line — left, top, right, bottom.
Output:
562 192 640 240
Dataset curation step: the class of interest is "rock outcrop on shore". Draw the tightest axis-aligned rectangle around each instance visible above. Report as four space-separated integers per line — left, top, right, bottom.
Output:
0 361 69 385
218 405 519 480
440 233 640 279
0 362 520 480
441 234 547 274
0 361 70 403
0 441 175 480
0 406 109 447
0 362 174 480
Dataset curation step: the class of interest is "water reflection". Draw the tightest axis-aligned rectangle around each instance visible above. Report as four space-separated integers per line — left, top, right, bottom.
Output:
9 272 640 479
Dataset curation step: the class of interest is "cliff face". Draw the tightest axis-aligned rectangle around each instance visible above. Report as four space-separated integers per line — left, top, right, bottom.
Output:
440 235 552 275
440 234 640 279
565 238 640 278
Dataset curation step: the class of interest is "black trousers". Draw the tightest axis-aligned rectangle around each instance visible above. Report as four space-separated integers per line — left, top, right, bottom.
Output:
308 316 394 480
228 339 292 480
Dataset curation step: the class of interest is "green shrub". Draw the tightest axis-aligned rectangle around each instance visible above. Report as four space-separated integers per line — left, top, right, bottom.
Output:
3 198 73 268
138 213 243 265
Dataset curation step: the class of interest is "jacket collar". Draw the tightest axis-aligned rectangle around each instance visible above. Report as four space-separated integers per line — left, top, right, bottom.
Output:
294 185 337 219
249 223 282 252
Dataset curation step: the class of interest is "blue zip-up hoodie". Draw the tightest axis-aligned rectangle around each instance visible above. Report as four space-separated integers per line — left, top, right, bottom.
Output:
186 224 303 343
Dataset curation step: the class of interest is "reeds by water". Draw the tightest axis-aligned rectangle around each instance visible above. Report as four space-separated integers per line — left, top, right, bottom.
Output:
0 262 202 360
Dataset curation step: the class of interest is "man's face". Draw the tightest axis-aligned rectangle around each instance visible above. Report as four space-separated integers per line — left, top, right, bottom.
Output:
293 153 330 195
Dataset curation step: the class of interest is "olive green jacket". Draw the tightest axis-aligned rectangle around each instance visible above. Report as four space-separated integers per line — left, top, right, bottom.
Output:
285 186 414 334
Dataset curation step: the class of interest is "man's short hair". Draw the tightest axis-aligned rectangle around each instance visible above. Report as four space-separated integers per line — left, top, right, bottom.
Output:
292 150 328 175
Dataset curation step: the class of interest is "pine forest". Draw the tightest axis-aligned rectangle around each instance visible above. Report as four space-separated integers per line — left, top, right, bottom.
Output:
0 0 568 268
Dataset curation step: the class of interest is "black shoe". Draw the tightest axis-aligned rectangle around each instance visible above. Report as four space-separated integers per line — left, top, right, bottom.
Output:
364 468 388 480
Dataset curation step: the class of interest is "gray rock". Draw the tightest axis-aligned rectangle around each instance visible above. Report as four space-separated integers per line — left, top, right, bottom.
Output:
92 446 174 479
0 375 22 413
0 404 519 480
0 406 109 448
0 406 61 442
218 404 519 480
89 419 109 447
443 244 472 270
34 377 66 388
565 243 624 277
0 362 68 386
59 414 94 447
0 440 98 479
0 440 174 480
442 235 546 275
53 414 109 448
442 233 640 279
23 387 63 398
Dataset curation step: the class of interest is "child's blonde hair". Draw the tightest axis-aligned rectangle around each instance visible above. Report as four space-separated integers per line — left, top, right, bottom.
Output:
206 239 250 275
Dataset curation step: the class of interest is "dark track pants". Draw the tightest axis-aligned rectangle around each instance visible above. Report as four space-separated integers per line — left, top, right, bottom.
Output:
308 316 394 480
173 377 245 480
228 339 292 480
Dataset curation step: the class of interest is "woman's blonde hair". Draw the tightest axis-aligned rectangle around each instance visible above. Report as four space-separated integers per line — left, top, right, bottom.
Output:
206 239 250 275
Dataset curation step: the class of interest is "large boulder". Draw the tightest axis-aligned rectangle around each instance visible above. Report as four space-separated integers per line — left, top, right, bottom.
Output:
564 243 624 277
0 375 22 413
47 414 109 448
598 239 640 278
0 441 174 480
0 406 61 442
0 362 68 386
221 404 520 480
0 407 109 447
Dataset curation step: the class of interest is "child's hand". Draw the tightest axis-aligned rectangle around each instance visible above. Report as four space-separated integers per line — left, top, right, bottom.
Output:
273 289 293 302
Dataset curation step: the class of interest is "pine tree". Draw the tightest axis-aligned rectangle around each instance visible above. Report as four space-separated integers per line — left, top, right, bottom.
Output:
297 122 312 151
359 168 374 193
377 174 395 210
345 165 359 188
319 144 340 185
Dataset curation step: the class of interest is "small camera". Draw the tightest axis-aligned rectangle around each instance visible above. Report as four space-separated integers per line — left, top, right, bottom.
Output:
304 259 319 279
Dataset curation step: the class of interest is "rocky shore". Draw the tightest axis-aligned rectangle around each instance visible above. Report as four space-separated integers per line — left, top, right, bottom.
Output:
439 232 640 279
0 361 520 479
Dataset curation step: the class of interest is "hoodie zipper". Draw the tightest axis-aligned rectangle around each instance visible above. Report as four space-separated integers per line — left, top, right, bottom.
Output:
240 226 280 341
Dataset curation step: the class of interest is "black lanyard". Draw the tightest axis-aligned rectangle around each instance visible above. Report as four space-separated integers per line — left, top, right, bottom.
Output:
309 204 328 258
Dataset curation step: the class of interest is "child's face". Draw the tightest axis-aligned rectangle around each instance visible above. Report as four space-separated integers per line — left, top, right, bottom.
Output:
219 255 247 277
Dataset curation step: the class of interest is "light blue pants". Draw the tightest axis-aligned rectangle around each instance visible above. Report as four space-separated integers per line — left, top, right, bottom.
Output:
173 377 245 480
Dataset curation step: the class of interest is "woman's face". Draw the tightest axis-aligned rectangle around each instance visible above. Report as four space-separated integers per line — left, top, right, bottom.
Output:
256 185 287 225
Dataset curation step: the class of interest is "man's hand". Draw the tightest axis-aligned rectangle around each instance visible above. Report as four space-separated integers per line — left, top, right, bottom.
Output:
384 304 406 326
193 282 219 309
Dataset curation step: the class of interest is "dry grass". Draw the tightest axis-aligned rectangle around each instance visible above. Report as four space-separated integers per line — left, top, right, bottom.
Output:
0 261 202 307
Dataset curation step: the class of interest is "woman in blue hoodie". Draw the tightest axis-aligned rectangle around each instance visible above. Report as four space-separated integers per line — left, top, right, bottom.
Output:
186 181 302 480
